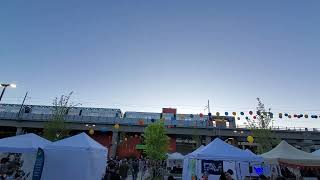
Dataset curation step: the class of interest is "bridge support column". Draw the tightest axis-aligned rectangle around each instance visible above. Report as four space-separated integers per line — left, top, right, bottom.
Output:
205 136 211 145
16 127 23 135
111 131 119 158
194 136 202 147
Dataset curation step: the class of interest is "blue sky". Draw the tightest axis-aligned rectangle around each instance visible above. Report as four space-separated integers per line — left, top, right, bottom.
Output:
1 1 320 127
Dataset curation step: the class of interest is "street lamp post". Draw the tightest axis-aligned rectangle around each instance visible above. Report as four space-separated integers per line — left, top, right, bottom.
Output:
0 83 16 102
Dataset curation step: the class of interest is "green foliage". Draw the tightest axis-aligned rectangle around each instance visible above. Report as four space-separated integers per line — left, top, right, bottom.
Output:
252 128 280 154
42 92 75 141
247 98 280 154
144 121 169 160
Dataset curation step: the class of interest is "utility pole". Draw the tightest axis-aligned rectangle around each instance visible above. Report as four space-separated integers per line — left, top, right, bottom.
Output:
204 100 211 114
17 92 28 118
16 92 28 135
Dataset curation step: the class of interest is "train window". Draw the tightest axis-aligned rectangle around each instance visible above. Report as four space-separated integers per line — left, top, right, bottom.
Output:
24 106 32 113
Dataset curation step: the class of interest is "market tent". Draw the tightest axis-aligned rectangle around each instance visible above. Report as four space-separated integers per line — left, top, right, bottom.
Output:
0 133 50 180
183 138 263 180
168 152 184 160
261 140 320 166
0 133 50 153
194 138 263 162
312 149 320 156
41 133 107 180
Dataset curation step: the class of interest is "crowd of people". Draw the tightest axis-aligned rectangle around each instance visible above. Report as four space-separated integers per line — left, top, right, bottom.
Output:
102 156 167 180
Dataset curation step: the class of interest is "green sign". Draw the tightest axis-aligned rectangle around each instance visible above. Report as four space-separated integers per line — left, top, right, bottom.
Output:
136 144 146 150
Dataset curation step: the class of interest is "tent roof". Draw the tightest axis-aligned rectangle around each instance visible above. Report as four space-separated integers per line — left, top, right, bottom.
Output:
186 145 205 158
193 138 263 162
245 149 256 156
0 133 50 153
261 140 320 166
168 152 184 160
45 133 106 151
312 149 320 156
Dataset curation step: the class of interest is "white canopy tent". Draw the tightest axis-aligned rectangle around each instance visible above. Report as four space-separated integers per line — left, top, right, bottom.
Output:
312 149 320 156
41 133 107 180
183 138 263 180
0 133 50 180
167 152 184 171
261 140 320 166
0 133 50 153
168 152 184 160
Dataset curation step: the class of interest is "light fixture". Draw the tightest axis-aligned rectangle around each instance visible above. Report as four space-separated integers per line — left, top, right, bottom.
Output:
10 84 16 88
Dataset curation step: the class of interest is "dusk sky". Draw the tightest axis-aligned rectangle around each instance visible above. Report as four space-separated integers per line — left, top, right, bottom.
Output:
1 1 320 128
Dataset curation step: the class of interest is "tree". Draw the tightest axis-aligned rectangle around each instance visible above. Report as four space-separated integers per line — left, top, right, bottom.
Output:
42 92 75 141
246 98 280 154
144 121 169 160
144 121 169 179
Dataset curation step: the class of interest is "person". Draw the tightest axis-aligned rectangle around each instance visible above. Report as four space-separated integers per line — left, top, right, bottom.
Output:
202 171 209 180
225 169 234 180
104 164 120 180
168 175 175 180
119 160 129 180
271 167 277 180
132 160 139 180
219 172 227 180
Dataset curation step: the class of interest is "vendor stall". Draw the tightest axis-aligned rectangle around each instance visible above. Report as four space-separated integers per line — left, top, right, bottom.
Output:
0 133 50 180
182 138 263 180
41 133 108 180
167 152 184 174
261 140 320 179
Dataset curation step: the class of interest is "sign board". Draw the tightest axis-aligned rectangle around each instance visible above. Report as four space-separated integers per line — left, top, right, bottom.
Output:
201 160 223 175
136 144 146 150
32 148 45 180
